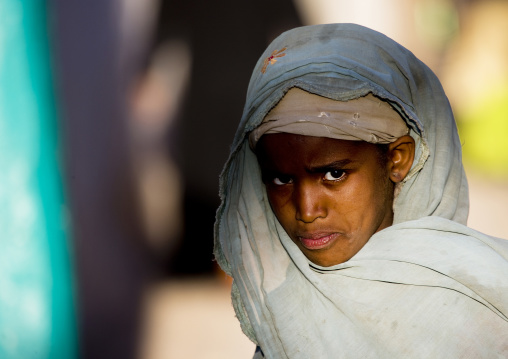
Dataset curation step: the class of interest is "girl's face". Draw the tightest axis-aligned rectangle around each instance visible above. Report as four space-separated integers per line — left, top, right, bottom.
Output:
257 133 395 267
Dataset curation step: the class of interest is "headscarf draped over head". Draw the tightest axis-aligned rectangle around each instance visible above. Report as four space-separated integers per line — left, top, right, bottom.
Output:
215 24 508 358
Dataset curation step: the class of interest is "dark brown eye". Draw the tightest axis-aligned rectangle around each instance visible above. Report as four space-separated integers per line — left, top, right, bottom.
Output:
324 170 345 181
273 175 293 185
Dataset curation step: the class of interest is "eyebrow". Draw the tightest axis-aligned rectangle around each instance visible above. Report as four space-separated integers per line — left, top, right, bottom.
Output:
306 159 354 173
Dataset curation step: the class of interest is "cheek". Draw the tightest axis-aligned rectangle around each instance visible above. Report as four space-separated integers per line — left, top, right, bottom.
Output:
334 176 372 208
376 171 395 207
364 173 395 229
266 188 292 223
336 173 393 225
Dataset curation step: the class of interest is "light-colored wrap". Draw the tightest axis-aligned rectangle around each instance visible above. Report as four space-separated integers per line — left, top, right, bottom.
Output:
214 24 508 358
249 88 408 148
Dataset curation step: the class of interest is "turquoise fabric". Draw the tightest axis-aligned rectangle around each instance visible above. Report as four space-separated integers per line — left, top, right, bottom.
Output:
214 24 508 358
0 1 77 358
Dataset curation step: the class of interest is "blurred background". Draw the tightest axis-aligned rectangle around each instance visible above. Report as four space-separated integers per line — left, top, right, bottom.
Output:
1 0 507 358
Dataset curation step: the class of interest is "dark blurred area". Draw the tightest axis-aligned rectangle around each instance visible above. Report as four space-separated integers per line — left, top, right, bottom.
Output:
154 0 302 275
51 2 153 358
50 0 301 358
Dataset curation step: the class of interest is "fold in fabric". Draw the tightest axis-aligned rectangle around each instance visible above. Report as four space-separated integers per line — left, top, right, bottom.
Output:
249 88 408 148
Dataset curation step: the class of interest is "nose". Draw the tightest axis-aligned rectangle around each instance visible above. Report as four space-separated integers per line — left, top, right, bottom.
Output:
294 182 327 223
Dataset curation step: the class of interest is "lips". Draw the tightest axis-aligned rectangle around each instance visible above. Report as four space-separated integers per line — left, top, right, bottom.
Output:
297 232 340 250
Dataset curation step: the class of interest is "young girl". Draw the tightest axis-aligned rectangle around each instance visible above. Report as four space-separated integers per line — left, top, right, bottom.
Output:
214 23 508 358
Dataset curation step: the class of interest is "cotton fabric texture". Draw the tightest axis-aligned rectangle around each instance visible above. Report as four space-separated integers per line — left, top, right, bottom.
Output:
214 23 508 358
249 88 409 148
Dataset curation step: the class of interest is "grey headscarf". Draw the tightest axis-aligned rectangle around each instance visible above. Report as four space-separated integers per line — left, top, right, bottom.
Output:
214 24 508 358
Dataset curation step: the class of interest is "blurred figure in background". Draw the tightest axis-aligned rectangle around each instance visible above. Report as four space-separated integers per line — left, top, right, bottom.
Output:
51 1 158 358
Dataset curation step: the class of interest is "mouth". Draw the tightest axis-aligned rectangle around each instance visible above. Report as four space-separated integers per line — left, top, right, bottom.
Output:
297 232 340 250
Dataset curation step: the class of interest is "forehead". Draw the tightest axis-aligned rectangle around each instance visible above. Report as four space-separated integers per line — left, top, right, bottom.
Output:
256 133 382 168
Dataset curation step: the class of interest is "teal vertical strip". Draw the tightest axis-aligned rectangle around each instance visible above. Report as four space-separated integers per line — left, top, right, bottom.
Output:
0 1 77 359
